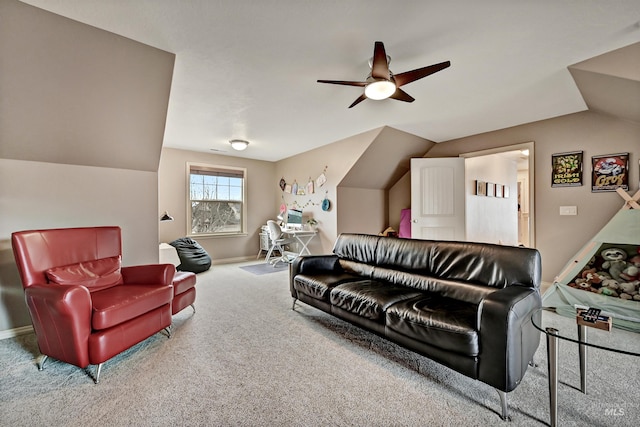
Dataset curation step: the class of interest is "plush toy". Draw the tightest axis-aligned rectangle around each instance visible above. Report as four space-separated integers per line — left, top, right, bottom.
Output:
618 281 637 294
600 247 628 281
581 268 602 287
620 254 640 281
618 280 639 300
601 278 619 289
598 278 620 297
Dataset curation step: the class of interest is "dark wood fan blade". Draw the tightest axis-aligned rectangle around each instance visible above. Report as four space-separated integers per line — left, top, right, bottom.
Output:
393 61 451 87
348 94 367 108
390 88 415 103
317 79 367 87
371 41 390 79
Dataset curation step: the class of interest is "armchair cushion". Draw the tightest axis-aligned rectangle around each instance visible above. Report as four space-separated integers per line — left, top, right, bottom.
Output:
45 256 123 292
91 284 173 330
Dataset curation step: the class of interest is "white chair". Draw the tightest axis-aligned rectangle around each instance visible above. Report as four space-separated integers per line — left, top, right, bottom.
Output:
265 220 296 266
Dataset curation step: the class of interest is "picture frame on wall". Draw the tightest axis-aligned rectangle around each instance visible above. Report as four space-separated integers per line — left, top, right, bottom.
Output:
551 151 583 187
486 182 495 197
476 180 486 196
495 184 503 198
591 152 629 192
503 185 509 198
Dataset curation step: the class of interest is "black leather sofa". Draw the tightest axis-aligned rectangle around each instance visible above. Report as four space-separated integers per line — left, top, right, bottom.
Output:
290 234 542 420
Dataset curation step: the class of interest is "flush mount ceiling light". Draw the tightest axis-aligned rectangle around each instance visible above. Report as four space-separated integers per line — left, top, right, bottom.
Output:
229 139 249 151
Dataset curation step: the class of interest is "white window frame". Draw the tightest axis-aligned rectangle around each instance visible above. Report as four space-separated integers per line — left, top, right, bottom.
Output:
186 162 247 237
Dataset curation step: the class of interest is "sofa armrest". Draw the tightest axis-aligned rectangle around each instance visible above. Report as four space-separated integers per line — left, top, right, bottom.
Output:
24 284 92 368
477 286 541 392
121 264 176 287
290 255 340 297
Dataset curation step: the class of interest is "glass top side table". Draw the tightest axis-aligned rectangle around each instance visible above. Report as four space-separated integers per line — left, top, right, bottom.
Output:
531 308 640 427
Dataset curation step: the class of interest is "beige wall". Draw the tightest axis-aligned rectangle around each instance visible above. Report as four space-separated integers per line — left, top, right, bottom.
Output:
337 187 387 235
0 159 159 334
275 128 381 253
160 126 426 259
424 111 640 282
0 0 174 172
388 173 412 230
158 148 277 261
0 1 173 335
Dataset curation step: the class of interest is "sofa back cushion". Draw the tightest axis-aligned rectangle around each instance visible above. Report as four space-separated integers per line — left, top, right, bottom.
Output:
333 234 380 265
333 234 541 290
370 266 496 304
46 256 123 292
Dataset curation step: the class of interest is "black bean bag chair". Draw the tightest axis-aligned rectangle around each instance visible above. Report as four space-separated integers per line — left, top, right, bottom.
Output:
169 237 211 273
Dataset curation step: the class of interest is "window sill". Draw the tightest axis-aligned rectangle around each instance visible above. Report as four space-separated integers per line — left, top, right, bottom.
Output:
188 233 248 239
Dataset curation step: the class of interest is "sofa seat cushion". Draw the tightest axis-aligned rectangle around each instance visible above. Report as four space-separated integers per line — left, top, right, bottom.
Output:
330 280 423 321
91 284 173 330
386 294 480 356
294 273 362 301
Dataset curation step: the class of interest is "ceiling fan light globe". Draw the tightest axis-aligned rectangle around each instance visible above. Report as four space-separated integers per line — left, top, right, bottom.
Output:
364 80 396 100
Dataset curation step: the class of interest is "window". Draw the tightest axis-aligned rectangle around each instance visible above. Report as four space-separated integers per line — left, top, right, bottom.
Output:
187 163 246 236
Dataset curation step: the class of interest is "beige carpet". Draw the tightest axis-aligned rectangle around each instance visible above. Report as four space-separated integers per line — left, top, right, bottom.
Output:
0 261 638 426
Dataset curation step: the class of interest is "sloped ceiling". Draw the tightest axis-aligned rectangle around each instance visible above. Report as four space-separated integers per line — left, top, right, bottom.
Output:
339 127 435 190
0 0 175 172
17 0 640 162
569 42 640 124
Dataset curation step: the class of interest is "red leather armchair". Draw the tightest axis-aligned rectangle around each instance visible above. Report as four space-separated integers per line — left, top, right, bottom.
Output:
11 226 175 383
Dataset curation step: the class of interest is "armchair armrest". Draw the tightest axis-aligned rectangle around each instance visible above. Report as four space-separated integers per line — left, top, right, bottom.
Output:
477 286 542 392
290 255 340 295
24 284 92 368
121 264 176 286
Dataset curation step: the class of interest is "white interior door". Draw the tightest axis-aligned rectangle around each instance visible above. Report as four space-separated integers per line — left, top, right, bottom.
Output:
410 158 466 241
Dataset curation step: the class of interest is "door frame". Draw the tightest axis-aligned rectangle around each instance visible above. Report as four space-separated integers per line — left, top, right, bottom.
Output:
459 141 535 248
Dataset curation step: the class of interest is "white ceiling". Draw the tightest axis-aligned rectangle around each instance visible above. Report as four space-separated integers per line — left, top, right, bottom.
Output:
21 0 640 162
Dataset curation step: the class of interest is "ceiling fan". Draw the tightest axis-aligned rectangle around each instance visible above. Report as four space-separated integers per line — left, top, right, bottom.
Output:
318 41 450 108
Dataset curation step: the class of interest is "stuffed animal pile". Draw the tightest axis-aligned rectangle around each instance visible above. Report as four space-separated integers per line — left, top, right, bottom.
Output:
567 245 640 302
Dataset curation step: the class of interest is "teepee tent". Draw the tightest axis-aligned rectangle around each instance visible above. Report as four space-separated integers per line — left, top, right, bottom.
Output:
542 189 640 332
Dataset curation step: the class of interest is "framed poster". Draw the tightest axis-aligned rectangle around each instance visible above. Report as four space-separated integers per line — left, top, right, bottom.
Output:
551 151 583 187
591 153 629 192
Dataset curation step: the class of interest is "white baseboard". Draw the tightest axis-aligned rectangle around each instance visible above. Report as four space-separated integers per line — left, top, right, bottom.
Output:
0 325 33 340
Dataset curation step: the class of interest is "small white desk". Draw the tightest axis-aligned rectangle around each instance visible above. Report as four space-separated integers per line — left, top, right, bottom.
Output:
282 229 317 257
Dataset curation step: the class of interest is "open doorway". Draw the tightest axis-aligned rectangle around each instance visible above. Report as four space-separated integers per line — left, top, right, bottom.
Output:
460 142 535 248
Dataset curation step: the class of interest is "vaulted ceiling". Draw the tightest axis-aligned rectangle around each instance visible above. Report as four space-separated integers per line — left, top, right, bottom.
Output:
20 1 640 162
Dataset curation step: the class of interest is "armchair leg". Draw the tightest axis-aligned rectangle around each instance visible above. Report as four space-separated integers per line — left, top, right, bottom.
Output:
94 363 103 384
164 325 172 338
292 298 297 310
38 355 48 371
190 303 196 314
496 389 511 421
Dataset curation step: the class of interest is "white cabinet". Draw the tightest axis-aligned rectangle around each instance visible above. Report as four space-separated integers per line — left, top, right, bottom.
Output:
257 226 271 258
